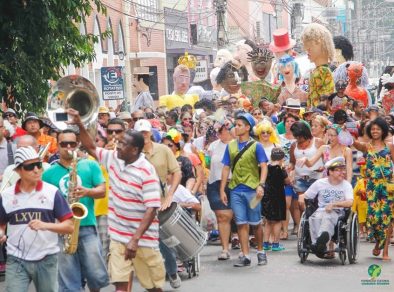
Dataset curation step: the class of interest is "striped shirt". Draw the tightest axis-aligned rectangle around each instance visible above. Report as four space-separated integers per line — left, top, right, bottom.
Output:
96 148 161 248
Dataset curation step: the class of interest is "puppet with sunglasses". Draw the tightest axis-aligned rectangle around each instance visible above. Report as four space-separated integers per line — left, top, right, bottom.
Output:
327 79 350 114
240 46 281 106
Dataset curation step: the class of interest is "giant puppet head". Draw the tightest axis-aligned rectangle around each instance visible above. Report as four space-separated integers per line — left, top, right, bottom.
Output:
301 23 335 67
345 62 369 107
214 49 233 68
269 28 296 59
277 54 300 83
216 61 247 95
247 46 274 80
333 36 354 68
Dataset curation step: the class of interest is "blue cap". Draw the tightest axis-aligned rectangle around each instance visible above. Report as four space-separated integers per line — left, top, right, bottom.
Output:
237 113 255 128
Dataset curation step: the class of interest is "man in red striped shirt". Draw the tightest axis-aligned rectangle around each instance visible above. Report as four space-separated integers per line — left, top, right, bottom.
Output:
68 109 165 292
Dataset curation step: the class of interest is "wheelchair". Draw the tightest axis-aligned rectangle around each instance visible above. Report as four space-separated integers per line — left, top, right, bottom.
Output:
297 199 359 265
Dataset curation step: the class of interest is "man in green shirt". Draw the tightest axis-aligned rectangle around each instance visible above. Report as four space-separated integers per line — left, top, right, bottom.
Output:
42 129 108 292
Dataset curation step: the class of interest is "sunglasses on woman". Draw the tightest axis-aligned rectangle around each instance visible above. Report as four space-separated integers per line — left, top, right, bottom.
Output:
253 112 262 116
21 161 43 171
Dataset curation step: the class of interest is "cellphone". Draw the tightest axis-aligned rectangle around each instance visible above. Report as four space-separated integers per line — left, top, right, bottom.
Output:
55 112 68 122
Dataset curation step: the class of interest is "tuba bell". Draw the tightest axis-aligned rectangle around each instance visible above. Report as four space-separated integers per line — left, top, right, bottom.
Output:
47 75 100 135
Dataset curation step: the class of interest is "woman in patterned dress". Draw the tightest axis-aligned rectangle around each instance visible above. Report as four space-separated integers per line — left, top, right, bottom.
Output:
353 117 394 260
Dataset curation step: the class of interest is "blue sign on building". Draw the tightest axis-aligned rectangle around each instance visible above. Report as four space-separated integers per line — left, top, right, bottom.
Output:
101 66 125 100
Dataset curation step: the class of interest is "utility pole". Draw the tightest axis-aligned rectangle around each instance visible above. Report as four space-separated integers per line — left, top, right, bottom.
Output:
214 0 228 48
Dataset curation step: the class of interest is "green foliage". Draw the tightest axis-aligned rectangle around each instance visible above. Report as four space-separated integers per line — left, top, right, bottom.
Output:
0 0 109 115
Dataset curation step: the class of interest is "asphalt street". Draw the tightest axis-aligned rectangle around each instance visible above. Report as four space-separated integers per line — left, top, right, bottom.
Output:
1 234 393 292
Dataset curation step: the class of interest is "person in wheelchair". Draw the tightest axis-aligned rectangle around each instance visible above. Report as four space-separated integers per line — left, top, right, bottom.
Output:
302 157 354 255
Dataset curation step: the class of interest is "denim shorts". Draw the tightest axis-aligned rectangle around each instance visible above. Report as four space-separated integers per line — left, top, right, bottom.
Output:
58 226 109 291
284 185 298 199
230 189 262 225
207 181 231 211
293 178 317 194
5 254 58 292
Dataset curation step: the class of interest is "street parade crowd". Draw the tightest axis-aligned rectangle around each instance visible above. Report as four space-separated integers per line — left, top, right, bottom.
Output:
0 23 394 291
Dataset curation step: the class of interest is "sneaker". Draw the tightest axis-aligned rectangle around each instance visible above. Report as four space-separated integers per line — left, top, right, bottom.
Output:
233 256 251 267
271 243 285 251
316 232 329 254
231 238 240 250
257 252 268 266
169 273 181 289
263 242 272 251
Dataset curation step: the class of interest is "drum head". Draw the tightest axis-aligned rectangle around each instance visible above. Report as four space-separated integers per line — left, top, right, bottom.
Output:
158 202 178 224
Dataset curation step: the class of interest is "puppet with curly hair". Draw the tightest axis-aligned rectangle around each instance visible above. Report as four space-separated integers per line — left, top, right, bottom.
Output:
301 23 335 107
240 46 281 106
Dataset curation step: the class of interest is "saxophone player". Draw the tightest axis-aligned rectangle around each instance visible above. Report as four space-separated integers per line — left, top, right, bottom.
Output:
42 129 109 292
0 146 74 292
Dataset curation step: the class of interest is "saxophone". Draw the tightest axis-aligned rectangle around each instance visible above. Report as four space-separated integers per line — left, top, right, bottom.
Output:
63 150 88 254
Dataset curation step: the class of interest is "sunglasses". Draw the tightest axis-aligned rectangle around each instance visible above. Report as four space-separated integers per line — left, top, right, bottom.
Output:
4 114 16 118
261 131 272 135
230 101 237 105
107 129 123 135
59 141 78 148
133 117 144 122
165 143 174 148
21 161 43 171
182 117 192 121
253 112 262 116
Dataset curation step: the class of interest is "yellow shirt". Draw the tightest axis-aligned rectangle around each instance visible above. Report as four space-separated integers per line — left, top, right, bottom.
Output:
159 93 199 110
94 163 109 216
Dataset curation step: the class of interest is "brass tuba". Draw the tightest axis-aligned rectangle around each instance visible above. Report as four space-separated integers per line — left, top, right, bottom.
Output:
63 150 88 254
47 75 100 136
47 75 99 253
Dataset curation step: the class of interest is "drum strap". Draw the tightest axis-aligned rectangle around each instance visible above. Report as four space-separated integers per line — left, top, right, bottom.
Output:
231 140 256 173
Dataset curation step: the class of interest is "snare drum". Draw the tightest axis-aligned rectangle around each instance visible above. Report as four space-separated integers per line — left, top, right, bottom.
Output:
158 202 206 261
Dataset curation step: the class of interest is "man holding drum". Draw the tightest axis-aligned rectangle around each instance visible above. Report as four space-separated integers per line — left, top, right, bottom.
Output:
67 109 165 292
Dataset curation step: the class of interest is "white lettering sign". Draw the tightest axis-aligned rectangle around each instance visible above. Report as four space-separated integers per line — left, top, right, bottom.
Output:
166 28 189 43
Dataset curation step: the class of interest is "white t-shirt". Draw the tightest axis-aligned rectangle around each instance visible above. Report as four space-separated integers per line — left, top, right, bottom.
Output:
192 136 205 152
304 178 353 209
168 184 199 204
207 139 228 184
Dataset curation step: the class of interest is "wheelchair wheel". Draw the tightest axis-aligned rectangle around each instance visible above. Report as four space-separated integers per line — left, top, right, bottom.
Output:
297 212 309 263
339 250 346 265
346 212 359 264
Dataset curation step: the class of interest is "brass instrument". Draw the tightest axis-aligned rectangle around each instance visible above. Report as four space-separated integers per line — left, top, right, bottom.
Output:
47 75 100 137
63 150 88 254
46 75 99 253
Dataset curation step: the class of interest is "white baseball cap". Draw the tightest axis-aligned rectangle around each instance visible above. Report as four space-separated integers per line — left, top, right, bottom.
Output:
14 146 40 169
134 119 152 132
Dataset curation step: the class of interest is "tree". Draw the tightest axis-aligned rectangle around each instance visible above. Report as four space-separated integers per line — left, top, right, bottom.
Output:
0 0 108 114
